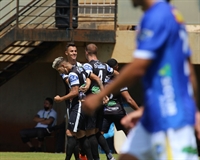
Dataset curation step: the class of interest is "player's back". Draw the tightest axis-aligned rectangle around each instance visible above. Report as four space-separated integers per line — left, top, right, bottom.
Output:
83 60 113 94
137 2 196 132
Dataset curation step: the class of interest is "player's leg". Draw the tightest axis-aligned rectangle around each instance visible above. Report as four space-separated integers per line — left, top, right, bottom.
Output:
20 128 39 151
120 122 153 160
96 108 115 160
77 130 93 160
65 129 77 160
36 128 51 151
113 113 128 135
85 113 100 160
101 116 115 154
65 103 82 160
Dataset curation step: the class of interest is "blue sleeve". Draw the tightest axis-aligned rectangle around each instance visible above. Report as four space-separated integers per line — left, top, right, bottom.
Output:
36 110 43 118
106 64 114 76
136 14 169 59
68 72 80 87
83 63 93 75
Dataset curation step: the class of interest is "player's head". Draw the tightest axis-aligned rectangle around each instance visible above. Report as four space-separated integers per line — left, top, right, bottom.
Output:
44 97 53 111
65 42 77 61
130 0 144 8
85 43 98 60
52 57 72 74
130 0 171 9
107 58 119 71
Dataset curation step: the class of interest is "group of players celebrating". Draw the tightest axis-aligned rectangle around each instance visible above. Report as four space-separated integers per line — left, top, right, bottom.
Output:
52 43 139 160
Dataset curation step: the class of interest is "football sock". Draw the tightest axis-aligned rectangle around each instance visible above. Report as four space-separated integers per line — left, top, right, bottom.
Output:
96 132 111 155
65 136 77 160
88 134 100 160
74 139 80 160
78 136 93 160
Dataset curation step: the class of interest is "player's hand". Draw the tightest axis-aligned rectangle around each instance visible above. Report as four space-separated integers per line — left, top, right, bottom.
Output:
103 96 109 104
54 95 62 103
195 111 200 140
82 93 102 115
79 86 88 93
121 107 143 131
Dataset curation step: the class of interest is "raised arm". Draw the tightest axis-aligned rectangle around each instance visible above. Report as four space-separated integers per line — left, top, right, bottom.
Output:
54 86 79 103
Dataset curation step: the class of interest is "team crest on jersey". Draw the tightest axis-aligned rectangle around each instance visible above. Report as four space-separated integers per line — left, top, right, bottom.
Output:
172 8 184 24
69 75 78 82
84 64 92 71
94 63 106 69
138 28 154 41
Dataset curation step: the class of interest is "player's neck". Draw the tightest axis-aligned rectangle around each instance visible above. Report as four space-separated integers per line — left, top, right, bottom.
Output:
68 59 77 65
143 0 160 11
88 55 98 62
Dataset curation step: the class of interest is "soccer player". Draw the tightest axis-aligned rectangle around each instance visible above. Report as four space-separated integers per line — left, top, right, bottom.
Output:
101 58 139 136
50 42 89 159
83 44 117 160
83 0 200 160
106 58 139 111
52 57 93 160
64 42 104 160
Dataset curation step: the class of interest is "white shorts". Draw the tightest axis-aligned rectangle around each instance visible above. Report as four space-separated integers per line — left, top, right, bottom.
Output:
120 123 198 160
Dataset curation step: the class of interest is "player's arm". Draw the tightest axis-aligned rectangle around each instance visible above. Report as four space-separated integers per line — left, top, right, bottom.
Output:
40 117 55 125
188 58 198 105
83 58 152 113
89 72 104 90
113 70 119 76
188 58 200 140
79 78 91 93
33 115 45 123
54 86 79 103
120 90 140 110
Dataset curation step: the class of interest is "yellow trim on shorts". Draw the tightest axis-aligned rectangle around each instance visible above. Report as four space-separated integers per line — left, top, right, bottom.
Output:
166 136 173 160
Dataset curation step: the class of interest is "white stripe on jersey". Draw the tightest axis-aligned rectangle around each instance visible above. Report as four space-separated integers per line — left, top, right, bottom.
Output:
73 101 81 132
133 49 156 59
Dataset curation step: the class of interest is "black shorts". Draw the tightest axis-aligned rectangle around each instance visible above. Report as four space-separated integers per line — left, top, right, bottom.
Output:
95 106 104 130
67 101 85 132
85 106 104 130
101 113 126 133
85 114 96 130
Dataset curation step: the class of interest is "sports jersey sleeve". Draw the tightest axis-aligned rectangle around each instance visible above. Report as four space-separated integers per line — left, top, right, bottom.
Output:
60 73 68 80
83 63 93 76
120 87 128 92
68 72 80 87
36 110 43 118
105 64 114 76
134 14 169 60
49 110 57 120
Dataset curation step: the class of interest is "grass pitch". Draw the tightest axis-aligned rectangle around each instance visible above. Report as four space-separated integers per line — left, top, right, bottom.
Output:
0 152 118 160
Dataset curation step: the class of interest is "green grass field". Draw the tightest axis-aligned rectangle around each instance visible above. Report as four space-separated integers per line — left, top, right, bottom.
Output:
0 152 118 160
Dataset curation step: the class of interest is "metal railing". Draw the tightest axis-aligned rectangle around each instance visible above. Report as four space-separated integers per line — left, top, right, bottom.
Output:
0 0 117 37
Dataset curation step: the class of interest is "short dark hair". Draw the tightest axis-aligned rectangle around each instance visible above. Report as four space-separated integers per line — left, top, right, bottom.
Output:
107 58 118 68
45 97 53 105
66 42 76 51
